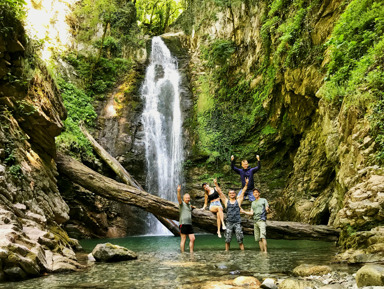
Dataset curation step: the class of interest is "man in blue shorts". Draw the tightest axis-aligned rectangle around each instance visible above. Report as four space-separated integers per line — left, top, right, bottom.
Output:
177 185 195 253
231 154 261 201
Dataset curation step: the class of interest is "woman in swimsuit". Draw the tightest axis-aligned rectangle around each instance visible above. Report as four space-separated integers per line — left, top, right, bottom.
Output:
202 179 226 237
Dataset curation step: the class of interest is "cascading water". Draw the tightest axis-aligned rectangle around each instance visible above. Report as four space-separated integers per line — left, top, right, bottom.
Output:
140 36 184 235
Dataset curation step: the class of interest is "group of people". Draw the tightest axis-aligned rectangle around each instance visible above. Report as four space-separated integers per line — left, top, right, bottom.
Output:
177 155 270 253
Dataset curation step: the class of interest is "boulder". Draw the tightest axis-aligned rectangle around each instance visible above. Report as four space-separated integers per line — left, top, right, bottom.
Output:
355 264 384 287
233 276 261 287
91 243 137 262
293 264 332 276
3 266 27 281
261 277 278 288
278 278 322 289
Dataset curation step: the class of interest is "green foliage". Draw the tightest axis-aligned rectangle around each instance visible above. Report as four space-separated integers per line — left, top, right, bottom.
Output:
136 0 184 35
0 0 26 32
56 79 97 158
326 0 384 88
65 52 131 96
201 39 236 69
319 0 384 162
260 0 324 68
4 146 24 179
261 125 277 135
15 100 37 116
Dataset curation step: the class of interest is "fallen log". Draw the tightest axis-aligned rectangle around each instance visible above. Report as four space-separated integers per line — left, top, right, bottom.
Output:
80 125 180 236
56 153 340 241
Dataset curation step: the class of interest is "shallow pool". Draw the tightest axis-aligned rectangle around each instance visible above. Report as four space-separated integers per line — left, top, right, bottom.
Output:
1 235 353 288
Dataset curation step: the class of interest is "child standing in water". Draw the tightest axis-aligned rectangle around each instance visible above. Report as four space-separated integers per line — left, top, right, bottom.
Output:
202 181 226 238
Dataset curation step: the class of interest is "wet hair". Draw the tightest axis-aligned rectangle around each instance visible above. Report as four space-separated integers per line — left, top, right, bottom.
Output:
241 159 248 163
253 188 260 193
201 183 208 189
228 190 236 194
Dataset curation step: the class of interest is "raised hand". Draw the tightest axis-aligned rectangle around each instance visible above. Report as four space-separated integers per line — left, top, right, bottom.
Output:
245 177 249 185
231 155 234 161
177 185 181 192
256 155 260 161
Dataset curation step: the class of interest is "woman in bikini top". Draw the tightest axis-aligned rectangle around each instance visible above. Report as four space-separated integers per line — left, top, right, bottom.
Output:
202 180 226 238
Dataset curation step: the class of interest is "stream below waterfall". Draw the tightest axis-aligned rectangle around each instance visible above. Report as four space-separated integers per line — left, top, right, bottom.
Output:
2 235 359 289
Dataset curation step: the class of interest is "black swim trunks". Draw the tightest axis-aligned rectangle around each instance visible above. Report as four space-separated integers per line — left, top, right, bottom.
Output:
179 224 194 235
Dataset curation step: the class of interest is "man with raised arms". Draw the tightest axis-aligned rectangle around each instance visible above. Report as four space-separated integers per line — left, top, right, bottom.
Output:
177 185 196 253
215 178 249 251
231 154 261 201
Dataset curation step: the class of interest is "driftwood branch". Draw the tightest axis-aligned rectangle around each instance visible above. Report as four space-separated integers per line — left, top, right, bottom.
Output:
79 125 180 236
56 153 340 241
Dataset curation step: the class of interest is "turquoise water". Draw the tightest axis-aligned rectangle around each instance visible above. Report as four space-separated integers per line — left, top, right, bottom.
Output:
1 235 347 289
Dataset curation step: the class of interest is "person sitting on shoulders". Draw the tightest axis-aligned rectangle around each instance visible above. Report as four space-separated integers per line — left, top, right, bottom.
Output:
202 180 226 238
177 185 195 253
231 154 261 201
215 178 249 251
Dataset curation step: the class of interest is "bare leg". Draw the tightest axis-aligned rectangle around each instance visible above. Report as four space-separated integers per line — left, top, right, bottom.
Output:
210 206 222 237
218 207 226 230
216 213 221 237
239 243 244 250
225 242 230 251
180 234 187 253
259 238 267 253
189 234 195 253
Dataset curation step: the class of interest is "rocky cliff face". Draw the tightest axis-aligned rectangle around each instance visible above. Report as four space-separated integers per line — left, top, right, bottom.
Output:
170 0 384 262
0 11 81 281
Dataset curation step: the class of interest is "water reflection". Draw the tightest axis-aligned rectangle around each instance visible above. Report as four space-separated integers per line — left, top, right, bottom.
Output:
2 235 346 289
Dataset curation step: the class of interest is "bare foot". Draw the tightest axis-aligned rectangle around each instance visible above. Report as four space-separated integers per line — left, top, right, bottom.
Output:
222 224 226 230
217 231 222 238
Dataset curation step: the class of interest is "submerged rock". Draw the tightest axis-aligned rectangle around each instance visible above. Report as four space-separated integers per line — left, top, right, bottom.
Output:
91 243 137 262
279 278 322 289
261 278 278 289
355 264 384 287
293 264 333 276
233 276 261 287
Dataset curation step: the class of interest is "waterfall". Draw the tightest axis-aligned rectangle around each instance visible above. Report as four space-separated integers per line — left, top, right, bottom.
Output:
140 36 184 235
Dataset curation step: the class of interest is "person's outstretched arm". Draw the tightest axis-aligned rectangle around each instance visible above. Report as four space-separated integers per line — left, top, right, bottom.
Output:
251 154 261 174
240 207 253 216
177 185 182 205
214 178 228 208
231 155 241 174
237 177 249 207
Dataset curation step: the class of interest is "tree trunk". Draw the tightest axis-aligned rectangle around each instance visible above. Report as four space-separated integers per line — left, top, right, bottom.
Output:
56 153 340 241
79 125 180 236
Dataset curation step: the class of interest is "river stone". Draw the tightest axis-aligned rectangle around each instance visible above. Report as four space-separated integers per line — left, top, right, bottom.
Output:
278 278 322 289
91 243 137 262
293 264 332 276
261 277 278 288
319 284 346 289
233 276 261 287
3 266 27 281
355 264 384 287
